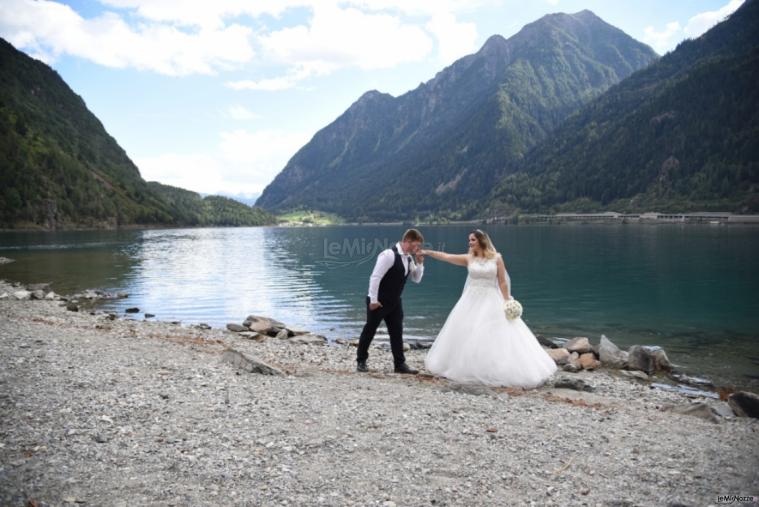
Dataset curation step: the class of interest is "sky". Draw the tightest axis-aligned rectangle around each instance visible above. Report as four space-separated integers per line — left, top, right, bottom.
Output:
0 0 745 202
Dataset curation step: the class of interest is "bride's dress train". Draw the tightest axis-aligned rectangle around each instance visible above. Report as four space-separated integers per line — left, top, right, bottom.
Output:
424 256 557 388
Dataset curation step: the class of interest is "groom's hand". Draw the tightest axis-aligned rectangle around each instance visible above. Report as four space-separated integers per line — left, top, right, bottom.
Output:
415 252 425 264
369 302 382 311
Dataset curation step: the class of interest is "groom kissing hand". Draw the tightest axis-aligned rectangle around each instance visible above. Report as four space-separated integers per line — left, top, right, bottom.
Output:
357 228 424 374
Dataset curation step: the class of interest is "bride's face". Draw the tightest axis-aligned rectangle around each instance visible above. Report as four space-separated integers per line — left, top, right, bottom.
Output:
468 234 479 252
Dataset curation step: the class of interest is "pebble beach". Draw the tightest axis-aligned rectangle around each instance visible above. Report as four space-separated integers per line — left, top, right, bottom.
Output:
1 279 758 506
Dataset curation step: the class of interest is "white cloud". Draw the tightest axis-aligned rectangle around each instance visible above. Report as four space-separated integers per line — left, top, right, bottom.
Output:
226 105 261 120
642 21 682 54
546 0 560 6
2 0 482 83
642 0 744 54
684 0 743 38
425 11 478 65
99 0 308 29
0 0 255 75
136 128 310 195
260 4 433 71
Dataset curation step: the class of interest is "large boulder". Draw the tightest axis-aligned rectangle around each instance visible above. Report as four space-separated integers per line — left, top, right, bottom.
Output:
598 335 628 368
564 337 592 354
546 348 570 365
627 345 653 374
728 391 759 418
226 323 247 332
579 352 600 370
243 315 287 335
12 290 31 300
627 345 673 375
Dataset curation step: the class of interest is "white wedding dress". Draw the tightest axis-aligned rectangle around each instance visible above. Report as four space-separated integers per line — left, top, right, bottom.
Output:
424 255 557 388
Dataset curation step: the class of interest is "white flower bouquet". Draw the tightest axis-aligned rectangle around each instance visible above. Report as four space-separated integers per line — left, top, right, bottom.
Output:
504 298 523 320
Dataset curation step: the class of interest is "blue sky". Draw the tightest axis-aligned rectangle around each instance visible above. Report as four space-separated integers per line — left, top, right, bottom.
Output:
0 0 744 201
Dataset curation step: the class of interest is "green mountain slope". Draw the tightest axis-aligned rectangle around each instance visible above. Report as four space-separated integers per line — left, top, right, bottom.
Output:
0 38 275 229
487 0 759 215
256 11 658 221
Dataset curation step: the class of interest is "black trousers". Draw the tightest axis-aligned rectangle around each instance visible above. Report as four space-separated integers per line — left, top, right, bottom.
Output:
356 296 405 367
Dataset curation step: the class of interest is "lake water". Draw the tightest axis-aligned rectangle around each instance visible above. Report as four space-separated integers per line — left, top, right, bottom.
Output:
1 224 758 387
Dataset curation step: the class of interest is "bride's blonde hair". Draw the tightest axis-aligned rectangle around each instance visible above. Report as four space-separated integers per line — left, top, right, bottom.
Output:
469 229 497 259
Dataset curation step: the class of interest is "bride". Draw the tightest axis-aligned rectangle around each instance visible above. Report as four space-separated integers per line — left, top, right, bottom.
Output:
421 230 557 388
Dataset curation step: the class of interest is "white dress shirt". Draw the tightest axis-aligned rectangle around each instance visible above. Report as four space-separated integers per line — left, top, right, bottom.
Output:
368 242 424 304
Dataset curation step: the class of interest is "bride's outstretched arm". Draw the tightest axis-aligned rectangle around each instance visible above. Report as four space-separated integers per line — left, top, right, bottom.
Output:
496 254 511 300
420 249 468 267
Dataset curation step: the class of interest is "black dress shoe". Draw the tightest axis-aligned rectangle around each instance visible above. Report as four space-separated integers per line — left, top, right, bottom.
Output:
394 363 418 374
356 360 368 372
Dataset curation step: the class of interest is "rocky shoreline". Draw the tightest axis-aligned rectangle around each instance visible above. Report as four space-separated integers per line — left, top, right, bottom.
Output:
1 279 758 506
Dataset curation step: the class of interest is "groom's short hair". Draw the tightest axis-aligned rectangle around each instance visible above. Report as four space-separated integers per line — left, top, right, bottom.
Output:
402 228 424 243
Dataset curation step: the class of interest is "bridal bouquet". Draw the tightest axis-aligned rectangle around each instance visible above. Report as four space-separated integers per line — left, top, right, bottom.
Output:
504 298 523 320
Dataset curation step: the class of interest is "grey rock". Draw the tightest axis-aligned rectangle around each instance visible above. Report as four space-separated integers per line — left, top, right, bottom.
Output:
66 302 79 312
26 282 51 291
553 377 595 392
620 370 650 381
144 313 155 319
275 328 290 339
628 345 672 374
0 292 8 300
226 323 247 332
289 334 327 345
12 290 31 301
222 348 284 376
239 331 266 341
565 337 592 354
536 335 559 349
0 256 15 264
649 346 673 371
562 363 582 373
44 291 58 300
728 391 759 418
599 335 628 368
125 307 140 314
30 289 46 300
627 345 655 374
711 401 736 419
666 402 720 423
243 315 287 334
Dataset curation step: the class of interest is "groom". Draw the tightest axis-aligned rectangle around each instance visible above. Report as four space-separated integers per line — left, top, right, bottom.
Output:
356 228 425 374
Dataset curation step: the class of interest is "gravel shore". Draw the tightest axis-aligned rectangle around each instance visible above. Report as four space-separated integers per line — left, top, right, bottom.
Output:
1 281 758 506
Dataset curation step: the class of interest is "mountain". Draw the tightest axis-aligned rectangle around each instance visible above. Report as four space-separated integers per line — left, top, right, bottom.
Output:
487 0 759 215
0 38 275 229
256 10 658 221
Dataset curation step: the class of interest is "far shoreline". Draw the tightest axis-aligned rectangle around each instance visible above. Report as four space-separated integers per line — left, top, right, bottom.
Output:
3 210 759 232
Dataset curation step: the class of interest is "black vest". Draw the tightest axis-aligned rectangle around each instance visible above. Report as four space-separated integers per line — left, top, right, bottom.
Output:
377 246 411 304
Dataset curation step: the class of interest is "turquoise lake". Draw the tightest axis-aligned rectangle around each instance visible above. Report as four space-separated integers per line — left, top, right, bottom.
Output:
1 224 757 387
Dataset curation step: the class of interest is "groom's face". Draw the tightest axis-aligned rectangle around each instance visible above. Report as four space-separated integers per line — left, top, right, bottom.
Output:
403 240 422 254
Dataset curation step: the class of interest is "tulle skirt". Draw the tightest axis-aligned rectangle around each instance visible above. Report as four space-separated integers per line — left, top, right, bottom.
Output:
424 285 557 388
